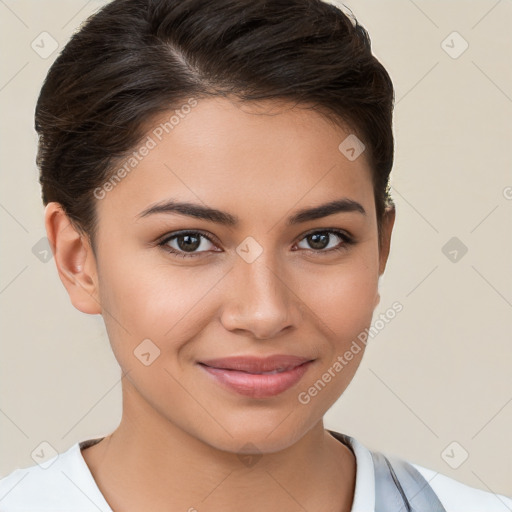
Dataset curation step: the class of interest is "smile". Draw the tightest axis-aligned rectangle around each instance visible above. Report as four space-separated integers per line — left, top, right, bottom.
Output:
197 355 315 398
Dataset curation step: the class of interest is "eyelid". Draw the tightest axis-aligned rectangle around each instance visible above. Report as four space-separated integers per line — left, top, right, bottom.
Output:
158 229 220 246
296 227 353 242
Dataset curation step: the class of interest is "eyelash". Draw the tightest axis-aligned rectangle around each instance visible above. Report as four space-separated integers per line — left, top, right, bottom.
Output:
157 229 355 259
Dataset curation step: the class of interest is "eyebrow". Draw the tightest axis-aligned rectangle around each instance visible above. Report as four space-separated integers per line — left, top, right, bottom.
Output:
137 197 366 226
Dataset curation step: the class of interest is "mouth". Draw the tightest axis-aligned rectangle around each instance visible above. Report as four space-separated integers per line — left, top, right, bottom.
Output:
199 354 313 372
197 355 315 398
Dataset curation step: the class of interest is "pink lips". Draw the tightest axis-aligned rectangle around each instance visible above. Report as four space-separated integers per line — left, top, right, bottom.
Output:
198 355 314 398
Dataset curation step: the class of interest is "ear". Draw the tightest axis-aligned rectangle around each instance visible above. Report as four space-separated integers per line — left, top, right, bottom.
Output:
44 202 101 315
374 205 396 309
378 206 395 277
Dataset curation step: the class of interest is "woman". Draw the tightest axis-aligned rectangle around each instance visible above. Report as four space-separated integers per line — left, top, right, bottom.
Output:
0 0 510 510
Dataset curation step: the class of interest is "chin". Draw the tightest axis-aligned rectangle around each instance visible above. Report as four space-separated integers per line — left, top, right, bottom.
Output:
194 416 314 456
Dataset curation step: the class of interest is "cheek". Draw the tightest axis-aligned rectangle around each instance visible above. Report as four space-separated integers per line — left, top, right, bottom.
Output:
293 258 379 414
299 252 380 341
96 252 227 360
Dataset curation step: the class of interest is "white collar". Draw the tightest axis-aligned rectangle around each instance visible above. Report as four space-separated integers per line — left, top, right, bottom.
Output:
327 430 375 512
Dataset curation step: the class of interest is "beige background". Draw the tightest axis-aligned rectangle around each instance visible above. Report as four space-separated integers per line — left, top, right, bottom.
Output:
1 0 511 498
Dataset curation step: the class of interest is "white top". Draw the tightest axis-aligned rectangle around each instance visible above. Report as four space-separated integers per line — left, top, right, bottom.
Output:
0 433 511 511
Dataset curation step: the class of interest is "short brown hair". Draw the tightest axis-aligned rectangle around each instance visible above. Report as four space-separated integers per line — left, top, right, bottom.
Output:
35 0 395 251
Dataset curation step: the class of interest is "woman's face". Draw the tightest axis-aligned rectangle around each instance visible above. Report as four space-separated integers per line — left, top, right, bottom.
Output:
71 97 394 453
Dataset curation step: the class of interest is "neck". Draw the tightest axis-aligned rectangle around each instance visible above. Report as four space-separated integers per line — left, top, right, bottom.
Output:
82 382 356 512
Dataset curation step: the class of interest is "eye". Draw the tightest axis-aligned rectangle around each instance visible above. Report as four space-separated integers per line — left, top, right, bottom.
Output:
157 228 354 259
158 230 219 258
295 229 354 254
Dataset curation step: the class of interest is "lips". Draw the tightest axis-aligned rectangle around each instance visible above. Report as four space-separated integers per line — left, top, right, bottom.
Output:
199 355 313 373
198 355 315 398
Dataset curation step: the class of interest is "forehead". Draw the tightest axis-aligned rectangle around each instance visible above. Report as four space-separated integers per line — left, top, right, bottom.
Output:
95 97 375 225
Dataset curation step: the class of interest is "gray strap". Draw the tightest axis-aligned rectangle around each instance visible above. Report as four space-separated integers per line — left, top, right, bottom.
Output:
371 451 447 512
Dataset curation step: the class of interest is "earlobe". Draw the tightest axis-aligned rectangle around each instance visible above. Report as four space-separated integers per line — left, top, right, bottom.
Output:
44 202 101 315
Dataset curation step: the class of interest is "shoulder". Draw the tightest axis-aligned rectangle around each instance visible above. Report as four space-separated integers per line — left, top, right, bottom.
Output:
411 461 512 512
0 441 111 511
332 430 512 512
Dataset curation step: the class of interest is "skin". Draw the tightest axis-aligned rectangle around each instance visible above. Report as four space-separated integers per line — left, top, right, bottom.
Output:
45 96 395 511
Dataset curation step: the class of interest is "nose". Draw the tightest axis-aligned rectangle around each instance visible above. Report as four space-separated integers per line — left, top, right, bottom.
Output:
220 253 301 340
